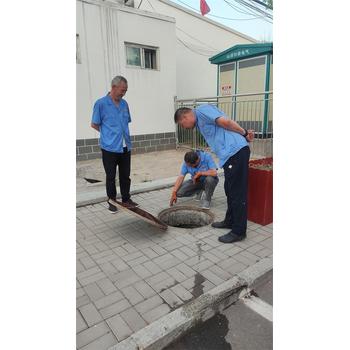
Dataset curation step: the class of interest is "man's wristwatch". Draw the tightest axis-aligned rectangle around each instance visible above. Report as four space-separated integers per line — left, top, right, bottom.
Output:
242 129 248 137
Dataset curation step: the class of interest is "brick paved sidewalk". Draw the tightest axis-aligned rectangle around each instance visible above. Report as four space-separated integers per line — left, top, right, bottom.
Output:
76 178 273 350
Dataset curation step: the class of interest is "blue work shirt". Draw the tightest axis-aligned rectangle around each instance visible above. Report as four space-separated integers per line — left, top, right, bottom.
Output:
91 94 132 153
180 150 217 179
194 104 248 168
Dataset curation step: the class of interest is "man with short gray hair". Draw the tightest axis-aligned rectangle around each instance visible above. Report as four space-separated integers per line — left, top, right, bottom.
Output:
91 75 138 213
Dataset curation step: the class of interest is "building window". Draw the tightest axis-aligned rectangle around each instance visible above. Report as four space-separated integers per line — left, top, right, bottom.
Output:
125 43 158 70
76 34 82 64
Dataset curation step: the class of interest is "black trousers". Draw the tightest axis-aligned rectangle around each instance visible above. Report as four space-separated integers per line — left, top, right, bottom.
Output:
223 146 250 236
101 148 131 202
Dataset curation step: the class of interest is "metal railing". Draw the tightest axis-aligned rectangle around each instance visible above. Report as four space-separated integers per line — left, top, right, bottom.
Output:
174 91 273 159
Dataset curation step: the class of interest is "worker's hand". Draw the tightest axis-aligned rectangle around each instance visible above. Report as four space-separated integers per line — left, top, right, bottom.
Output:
170 191 177 206
246 129 255 142
193 172 202 184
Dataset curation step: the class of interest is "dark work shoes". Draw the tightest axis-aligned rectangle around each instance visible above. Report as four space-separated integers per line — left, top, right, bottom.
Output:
218 231 246 244
211 221 232 229
108 202 118 214
122 199 139 208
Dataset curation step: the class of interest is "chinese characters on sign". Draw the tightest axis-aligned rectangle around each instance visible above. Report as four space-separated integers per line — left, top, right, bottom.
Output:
226 49 250 60
221 85 232 96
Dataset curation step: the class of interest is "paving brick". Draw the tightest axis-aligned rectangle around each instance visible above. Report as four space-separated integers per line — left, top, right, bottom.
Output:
113 246 128 257
77 310 88 333
77 261 85 273
192 259 214 272
77 295 91 308
79 272 107 286
94 291 124 309
153 253 181 270
217 258 247 275
80 256 97 269
99 262 118 276
208 265 232 281
122 243 139 253
234 252 258 265
135 295 163 314
200 270 225 286
246 243 265 254
76 321 110 349
127 255 149 267
170 284 193 302
110 258 129 272
120 308 147 332
95 242 110 252
132 264 153 279
260 237 273 249
111 269 141 289
166 267 188 283
171 249 189 261
77 267 101 280
176 263 196 278
80 331 117 350
185 256 201 267
151 245 167 256
202 251 222 264
106 314 133 342
121 285 144 305
255 247 272 258
142 247 159 259
222 245 244 257
99 299 131 319
146 271 170 286
152 277 178 293
79 303 103 327
179 246 197 257
143 261 162 274
96 278 118 295
142 303 171 324
83 283 104 301
121 251 143 262
159 289 183 309
77 287 86 298
133 281 157 299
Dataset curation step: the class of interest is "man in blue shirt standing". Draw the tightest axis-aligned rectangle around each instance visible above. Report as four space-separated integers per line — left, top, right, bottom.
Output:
174 105 254 243
170 150 219 209
91 76 138 213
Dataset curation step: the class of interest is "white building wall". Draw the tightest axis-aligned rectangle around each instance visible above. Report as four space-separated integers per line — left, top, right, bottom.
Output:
134 0 257 99
76 0 176 140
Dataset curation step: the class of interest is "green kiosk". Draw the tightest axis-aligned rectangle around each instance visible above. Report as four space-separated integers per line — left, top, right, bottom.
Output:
209 43 273 137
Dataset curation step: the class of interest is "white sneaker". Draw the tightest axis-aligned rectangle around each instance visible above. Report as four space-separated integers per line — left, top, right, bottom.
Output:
200 199 210 210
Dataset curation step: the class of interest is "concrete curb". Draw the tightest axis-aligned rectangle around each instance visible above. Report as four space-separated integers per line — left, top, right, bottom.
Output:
76 171 225 207
108 257 272 350
76 176 178 207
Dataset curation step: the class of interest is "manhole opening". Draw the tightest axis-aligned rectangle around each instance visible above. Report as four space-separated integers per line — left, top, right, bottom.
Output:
84 177 102 184
158 206 214 228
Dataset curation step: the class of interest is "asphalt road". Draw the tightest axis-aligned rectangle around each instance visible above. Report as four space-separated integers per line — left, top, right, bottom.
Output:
164 274 273 350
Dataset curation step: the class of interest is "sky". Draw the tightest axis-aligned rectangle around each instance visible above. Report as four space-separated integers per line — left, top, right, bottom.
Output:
170 0 273 41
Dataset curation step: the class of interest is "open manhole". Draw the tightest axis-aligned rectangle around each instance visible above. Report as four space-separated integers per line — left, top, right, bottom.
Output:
158 206 214 228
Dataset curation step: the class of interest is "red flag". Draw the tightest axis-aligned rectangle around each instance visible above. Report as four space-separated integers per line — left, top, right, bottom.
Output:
200 0 210 16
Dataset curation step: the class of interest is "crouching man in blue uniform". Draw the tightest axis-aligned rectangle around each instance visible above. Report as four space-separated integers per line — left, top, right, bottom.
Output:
174 105 254 243
170 150 219 210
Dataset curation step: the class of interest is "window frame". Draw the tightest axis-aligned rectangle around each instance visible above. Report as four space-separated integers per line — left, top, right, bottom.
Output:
125 42 159 71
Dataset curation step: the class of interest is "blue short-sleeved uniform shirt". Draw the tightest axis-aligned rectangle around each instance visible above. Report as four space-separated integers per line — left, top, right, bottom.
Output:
91 94 132 153
180 150 217 179
194 105 248 168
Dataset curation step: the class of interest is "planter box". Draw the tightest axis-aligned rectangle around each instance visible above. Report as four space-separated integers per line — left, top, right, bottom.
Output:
248 158 273 226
